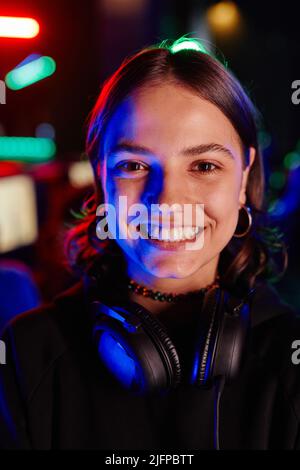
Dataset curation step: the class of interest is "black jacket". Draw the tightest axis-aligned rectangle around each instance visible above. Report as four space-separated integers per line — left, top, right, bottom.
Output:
0 279 300 450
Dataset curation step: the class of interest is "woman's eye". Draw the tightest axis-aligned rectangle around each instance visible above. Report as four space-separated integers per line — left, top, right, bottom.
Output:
115 161 148 172
192 161 219 174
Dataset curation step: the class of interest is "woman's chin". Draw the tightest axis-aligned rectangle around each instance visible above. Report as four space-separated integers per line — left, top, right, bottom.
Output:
139 255 204 279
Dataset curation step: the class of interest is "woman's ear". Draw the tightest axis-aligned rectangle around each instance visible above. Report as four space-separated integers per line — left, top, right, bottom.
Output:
239 146 256 207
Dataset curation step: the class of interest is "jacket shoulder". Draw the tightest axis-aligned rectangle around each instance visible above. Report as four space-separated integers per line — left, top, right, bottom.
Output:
0 281 88 401
250 280 298 327
250 281 300 420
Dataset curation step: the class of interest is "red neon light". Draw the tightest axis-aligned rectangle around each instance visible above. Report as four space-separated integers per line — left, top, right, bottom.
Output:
0 16 39 38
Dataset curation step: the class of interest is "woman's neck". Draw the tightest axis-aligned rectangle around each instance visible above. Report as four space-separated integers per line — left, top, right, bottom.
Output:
126 257 219 297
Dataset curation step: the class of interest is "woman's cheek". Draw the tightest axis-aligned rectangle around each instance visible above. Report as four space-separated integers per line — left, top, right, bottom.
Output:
205 189 240 241
109 183 143 239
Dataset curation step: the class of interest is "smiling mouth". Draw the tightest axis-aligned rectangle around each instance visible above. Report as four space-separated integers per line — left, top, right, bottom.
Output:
135 223 205 242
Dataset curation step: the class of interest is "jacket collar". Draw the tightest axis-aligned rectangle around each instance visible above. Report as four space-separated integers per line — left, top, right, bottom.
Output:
53 278 294 330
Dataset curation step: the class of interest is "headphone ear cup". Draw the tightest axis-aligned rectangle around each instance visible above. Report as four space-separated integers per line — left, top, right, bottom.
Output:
212 292 251 384
191 287 251 388
92 300 181 395
126 302 181 388
128 301 182 389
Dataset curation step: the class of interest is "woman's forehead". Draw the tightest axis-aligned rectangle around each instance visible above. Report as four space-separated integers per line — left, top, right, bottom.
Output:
103 83 242 159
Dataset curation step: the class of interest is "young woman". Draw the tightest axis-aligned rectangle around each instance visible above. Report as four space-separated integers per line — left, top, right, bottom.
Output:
1 37 300 450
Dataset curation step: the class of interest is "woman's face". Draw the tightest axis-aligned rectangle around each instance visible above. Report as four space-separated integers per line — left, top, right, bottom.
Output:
99 82 255 285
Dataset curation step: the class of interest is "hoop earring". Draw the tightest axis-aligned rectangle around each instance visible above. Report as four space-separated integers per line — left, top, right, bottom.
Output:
233 204 252 238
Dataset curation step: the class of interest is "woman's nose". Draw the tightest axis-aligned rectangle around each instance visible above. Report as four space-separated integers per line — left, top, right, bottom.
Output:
142 184 188 227
141 171 204 227
143 172 181 208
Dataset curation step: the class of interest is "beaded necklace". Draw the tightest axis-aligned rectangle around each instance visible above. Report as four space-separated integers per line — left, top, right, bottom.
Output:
127 275 220 303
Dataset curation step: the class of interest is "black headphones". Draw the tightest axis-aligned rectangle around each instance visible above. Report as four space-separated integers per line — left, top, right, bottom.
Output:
90 284 254 397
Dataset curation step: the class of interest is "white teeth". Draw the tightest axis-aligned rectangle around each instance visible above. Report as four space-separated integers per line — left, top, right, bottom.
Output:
139 224 201 241
152 225 160 239
183 227 195 239
173 227 183 240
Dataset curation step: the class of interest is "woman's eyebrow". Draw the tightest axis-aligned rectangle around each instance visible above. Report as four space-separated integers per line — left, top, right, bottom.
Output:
181 142 235 160
109 140 235 160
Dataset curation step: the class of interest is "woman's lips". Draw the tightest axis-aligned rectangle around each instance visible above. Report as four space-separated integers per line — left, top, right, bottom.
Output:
141 227 207 251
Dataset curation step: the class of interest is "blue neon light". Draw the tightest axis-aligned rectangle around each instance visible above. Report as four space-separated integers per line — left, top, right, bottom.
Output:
191 352 199 383
94 303 138 333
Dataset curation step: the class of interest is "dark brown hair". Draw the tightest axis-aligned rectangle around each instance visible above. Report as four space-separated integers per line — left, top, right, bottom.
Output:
65 37 287 292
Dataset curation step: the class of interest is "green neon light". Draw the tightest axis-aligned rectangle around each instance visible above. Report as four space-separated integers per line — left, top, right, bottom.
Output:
0 137 56 162
5 56 56 90
268 198 286 215
283 151 300 170
158 35 210 56
269 171 286 190
171 39 208 54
